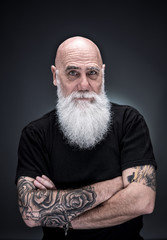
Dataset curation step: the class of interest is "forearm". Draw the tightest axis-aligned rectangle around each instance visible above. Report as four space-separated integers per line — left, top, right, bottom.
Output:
72 182 155 229
17 176 122 228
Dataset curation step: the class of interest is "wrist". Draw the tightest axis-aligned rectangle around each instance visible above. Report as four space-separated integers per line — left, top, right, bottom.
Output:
63 221 73 236
68 221 73 229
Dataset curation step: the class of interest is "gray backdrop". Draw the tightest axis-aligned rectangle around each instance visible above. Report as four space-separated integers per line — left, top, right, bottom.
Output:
1 1 166 239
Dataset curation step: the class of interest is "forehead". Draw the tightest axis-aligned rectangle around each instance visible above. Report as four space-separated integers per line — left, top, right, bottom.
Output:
59 45 102 69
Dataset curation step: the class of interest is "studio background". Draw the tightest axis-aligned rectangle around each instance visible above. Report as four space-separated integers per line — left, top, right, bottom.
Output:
0 1 166 239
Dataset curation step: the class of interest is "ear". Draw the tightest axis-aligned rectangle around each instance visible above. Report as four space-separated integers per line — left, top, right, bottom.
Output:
102 64 105 79
51 65 57 86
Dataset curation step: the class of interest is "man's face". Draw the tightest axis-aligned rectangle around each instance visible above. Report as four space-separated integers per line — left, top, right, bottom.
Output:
52 37 111 149
52 40 104 99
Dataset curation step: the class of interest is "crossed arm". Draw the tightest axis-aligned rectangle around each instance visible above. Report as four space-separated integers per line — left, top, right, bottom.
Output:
17 175 123 228
17 165 156 230
72 165 156 229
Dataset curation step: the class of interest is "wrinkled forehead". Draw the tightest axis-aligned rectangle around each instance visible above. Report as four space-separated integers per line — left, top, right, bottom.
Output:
56 41 103 69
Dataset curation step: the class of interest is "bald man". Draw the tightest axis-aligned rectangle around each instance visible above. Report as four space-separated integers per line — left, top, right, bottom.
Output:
16 36 157 240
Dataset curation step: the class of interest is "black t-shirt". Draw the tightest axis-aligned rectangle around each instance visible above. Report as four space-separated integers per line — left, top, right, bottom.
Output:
15 102 157 240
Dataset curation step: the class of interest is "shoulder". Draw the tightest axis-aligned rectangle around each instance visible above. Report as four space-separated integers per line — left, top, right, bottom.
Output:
110 102 148 138
21 109 56 136
111 102 144 124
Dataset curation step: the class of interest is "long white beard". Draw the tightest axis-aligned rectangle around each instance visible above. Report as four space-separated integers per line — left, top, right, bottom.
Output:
56 75 111 149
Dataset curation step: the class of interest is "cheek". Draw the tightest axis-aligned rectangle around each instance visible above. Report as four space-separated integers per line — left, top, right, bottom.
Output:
60 80 77 96
91 81 102 94
90 75 103 94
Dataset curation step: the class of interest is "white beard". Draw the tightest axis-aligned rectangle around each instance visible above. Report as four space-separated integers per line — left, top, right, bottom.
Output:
56 73 111 149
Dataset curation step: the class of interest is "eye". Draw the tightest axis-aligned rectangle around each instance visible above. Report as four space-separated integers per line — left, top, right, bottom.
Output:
87 70 97 75
69 70 78 76
87 70 98 80
67 70 80 81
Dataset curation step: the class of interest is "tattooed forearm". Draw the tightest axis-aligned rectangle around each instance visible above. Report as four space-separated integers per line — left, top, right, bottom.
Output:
17 177 97 228
127 165 156 191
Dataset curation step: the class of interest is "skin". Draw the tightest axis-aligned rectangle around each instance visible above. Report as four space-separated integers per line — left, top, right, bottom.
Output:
17 36 156 233
51 36 105 98
17 164 156 230
32 165 156 230
17 176 123 228
71 165 156 229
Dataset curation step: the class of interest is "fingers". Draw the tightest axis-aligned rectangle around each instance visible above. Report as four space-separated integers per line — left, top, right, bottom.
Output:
41 175 56 189
42 175 54 184
34 179 46 190
34 175 56 190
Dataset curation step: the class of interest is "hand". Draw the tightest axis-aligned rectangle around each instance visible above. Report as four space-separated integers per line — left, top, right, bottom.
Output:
34 175 56 190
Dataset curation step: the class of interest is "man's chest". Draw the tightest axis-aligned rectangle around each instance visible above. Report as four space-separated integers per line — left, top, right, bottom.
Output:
48 134 122 189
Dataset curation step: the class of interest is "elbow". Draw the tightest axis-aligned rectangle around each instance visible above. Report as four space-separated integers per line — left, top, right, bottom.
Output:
22 218 39 228
129 185 156 216
139 194 156 215
19 208 38 228
23 219 37 228
143 197 155 214
18 205 40 228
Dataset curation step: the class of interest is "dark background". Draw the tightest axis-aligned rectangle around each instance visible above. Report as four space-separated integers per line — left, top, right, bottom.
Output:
0 1 166 239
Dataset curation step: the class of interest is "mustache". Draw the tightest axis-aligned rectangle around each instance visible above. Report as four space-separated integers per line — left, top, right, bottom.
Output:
68 91 99 100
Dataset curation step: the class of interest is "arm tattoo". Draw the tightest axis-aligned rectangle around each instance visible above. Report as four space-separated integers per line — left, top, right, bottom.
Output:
17 177 97 228
127 165 156 191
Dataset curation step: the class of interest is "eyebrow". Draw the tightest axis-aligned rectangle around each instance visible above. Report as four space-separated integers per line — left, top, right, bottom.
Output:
86 66 100 72
65 66 81 71
65 66 100 72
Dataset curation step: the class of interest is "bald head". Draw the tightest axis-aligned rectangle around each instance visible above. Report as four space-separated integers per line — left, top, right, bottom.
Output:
51 36 105 97
55 36 103 69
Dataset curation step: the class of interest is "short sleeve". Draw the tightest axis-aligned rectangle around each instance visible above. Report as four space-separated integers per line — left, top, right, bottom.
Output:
120 107 157 171
15 125 50 184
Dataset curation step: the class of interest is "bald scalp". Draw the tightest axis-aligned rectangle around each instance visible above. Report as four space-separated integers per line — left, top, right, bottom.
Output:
55 36 103 68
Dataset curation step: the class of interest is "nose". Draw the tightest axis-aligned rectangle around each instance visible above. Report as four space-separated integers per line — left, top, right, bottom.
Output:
77 74 90 91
